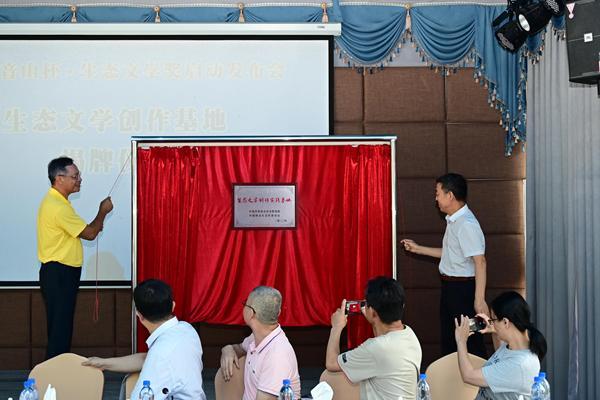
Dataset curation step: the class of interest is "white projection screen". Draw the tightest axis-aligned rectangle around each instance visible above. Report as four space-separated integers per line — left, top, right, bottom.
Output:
0 24 338 286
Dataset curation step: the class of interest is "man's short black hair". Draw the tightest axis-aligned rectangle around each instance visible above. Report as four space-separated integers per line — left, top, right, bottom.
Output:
48 157 74 185
133 279 173 323
436 173 468 202
365 276 405 324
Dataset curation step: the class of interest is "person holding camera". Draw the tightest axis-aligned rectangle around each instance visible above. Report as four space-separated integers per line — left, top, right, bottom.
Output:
454 291 547 399
322 276 422 400
220 286 301 400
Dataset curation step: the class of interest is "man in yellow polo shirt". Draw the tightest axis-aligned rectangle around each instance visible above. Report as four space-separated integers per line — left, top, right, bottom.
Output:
37 156 113 359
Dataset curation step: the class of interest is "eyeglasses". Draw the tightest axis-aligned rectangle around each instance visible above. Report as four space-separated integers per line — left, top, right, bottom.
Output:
242 302 256 314
59 173 81 181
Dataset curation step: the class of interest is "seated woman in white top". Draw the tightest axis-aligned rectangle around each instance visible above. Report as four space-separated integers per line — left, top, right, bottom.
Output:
454 291 547 400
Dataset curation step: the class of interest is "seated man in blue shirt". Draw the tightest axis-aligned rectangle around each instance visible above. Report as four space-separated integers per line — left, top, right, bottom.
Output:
83 279 206 400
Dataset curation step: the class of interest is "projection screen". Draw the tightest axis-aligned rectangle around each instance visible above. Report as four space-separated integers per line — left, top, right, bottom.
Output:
0 23 339 285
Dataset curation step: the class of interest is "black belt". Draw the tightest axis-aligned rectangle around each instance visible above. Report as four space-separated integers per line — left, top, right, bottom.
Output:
440 274 475 282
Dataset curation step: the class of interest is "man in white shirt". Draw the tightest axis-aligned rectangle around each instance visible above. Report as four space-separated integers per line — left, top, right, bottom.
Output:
402 173 488 358
83 279 206 400
322 276 422 400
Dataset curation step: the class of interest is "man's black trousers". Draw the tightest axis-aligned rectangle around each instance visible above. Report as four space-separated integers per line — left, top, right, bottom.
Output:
39 261 81 360
440 279 488 358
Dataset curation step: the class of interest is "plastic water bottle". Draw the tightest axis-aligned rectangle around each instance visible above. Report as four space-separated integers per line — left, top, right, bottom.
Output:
138 380 154 400
18 380 33 400
278 379 294 400
538 372 551 399
417 373 431 400
27 379 39 400
531 376 543 400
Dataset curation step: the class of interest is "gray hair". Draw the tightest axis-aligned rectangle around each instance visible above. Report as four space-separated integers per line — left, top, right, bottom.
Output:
247 286 282 325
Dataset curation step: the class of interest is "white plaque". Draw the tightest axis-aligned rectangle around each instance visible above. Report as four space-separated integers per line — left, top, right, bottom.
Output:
233 184 296 228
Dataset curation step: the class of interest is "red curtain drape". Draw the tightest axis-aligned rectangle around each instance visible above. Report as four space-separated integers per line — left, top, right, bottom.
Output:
136 144 392 350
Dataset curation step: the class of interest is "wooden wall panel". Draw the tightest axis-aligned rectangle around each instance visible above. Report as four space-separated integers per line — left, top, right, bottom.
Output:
0 291 30 347
445 69 502 122
397 179 447 234
334 68 363 122
116 291 133 347
468 180 524 234
364 68 445 122
0 348 30 370
447 123 525 179
31 292 46 347
365 123 447 178
397 233 444 289
333 122 363 135
72 291 115 347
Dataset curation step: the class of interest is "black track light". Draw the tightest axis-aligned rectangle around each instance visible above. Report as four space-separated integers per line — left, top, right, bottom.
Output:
493 0 565 53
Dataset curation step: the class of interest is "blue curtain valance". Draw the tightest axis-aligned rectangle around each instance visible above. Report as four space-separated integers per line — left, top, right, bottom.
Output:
0 2 563 154
335 6 407 66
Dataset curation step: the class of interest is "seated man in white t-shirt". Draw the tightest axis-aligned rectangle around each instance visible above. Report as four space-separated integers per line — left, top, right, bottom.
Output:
322 276 422 400
83 279 207 400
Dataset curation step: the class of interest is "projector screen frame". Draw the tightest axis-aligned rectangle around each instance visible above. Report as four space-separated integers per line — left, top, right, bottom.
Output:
0 24 338 288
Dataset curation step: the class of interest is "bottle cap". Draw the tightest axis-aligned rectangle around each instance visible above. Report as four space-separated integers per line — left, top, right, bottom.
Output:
534 376 541 383
419 373 427 380
30 378 36 384
143 380 151 386
539 372 546 379
23 380 30 388
283 379 291 385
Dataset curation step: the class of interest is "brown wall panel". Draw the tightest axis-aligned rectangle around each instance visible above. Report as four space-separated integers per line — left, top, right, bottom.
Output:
202 346 223 369
447 123 525 179
31 292 46 347
365 123 446 178
421 343 442 372
468 180 524 235
403 288 440 346
0 348 30 370
196 324 249 347
487 287 526 303
486 234 526 289
446 69 502 122
31 348 45 368
397 233 443 289
293 344 327 366
70 347 116 359
116 290 133 347
116 346 132 357
0 291 30 347
333 122 363 135
364 68 445 122
334 67 363 122
285 327 331 345
397 179 446 234
72 290 115 347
